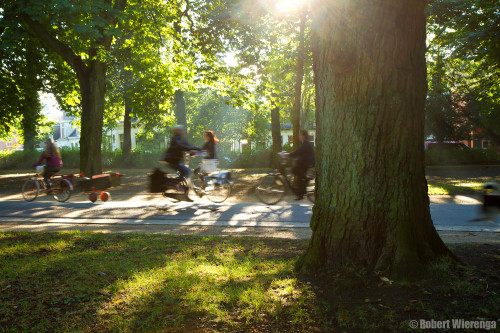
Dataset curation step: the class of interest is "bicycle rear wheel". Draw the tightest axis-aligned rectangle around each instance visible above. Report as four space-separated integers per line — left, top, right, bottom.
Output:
52 178 72 202
306 178 315 203
255 175 286 205
22 179 40 202
205 178 231 203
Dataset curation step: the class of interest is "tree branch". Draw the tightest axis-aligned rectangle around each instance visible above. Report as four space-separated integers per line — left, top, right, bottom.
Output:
20 13 87 76
99 0 128 49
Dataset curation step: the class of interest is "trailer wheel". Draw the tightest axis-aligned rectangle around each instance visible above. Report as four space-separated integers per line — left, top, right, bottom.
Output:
89 192 98 203
100 192 111 202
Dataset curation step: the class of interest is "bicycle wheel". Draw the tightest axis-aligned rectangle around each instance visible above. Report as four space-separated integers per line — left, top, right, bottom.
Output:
22 179 40 202
52 178 72 202
306 179 315 203
255 175 286 205
205 178 231 203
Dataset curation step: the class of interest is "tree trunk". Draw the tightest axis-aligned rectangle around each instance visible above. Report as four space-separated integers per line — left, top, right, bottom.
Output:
21 98 38 151
22 46 40 151
271 101 282 168
174 90 187 131
301 92 312 129
21 0 126 176
79 60 106 176
122 97 132 155
298 0 454 278
292 8 306 149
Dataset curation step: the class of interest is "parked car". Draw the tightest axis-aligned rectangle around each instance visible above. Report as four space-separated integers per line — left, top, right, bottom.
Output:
424 141 471 150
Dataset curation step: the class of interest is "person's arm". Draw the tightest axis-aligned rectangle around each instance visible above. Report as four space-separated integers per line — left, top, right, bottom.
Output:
175 137 200 151
288 143 305 158
32 152 46 167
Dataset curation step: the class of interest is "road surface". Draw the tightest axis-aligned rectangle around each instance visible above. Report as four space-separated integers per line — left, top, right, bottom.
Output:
0 194 498 233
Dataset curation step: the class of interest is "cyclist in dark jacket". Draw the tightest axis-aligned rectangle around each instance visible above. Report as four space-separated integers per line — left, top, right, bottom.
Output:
287 129 315 200
164 126 200 179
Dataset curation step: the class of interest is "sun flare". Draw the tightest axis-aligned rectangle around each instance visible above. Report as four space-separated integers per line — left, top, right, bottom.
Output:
274 0 306 14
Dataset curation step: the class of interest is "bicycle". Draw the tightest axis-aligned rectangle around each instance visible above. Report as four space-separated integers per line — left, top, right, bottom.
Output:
155 152 232 203
22 167 73 202
255 152 315 205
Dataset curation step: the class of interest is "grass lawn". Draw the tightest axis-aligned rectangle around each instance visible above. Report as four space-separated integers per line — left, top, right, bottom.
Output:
427 177 500 195
1 232 499 332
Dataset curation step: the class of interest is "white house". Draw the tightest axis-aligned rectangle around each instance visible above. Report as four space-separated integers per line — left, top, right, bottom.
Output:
52 113 80 149
105 121 142 151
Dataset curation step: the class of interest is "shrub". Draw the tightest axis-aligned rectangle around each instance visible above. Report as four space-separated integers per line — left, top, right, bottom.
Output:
425 148 500 165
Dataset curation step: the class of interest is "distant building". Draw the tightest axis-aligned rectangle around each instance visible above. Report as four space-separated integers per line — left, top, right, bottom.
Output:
0 132 23 151
51 113 80 149
232 123 316 152
104 120 141 151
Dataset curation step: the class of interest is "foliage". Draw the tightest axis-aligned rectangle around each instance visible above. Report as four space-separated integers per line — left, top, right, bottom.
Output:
427 0 500 143
425 147 500 165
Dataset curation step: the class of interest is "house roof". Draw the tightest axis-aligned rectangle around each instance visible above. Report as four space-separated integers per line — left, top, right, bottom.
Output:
68 129 78 138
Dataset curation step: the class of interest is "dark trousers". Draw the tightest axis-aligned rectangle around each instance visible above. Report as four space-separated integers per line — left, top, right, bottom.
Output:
292 165 308 197
42 166 60 189
168 162 191 179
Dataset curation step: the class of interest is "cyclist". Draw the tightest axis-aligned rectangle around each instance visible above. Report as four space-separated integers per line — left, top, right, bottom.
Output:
32 138 63 190
285 129 315 200
194 130 219 178
163 125 201 182
201 130 218 159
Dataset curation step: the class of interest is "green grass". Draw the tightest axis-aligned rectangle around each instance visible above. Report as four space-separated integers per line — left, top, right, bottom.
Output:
427 177 499 195
1 232 499 332
0 232 315 332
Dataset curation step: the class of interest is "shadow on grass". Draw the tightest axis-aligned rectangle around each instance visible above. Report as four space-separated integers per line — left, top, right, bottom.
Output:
0 232 316 332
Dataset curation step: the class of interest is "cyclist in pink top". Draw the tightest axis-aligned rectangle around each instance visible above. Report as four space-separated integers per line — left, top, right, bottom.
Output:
33 139 63 189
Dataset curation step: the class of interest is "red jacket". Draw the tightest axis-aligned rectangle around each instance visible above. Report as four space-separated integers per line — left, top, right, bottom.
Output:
33 152 63 168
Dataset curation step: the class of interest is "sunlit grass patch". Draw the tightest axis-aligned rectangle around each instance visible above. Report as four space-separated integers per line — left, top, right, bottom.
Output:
0 232 312 332
427 176 500 195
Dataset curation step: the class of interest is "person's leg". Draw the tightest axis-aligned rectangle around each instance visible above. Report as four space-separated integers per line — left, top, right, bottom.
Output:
42 167 59 189
293 165 307 199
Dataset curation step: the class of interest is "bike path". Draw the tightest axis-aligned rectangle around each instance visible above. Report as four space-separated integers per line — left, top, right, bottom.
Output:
0 199 499 232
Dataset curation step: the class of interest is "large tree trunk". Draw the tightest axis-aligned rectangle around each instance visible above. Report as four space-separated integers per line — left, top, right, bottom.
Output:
271 102 282 168
298 0 454 278
78 60 106 176
122 96 132 155
292 8 306 149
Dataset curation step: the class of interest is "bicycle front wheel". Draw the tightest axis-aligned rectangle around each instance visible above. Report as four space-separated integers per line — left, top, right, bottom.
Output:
205 179 231 203
52 178 72 202
255 175 286 205
22 179 40 202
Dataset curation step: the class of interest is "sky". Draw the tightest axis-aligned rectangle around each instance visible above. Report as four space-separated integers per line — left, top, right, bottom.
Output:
40 93 62 122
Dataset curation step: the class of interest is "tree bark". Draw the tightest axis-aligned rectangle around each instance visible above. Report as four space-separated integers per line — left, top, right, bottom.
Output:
298 0 454 278
22 43 41 151
301 92 312 129
78 59 106 176
122 96 132 155
174 90 187 130
292 8 306 149
271 101 282 168
21 95 38 151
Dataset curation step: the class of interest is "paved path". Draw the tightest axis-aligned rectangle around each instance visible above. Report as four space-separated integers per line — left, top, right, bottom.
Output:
0 195 499 233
